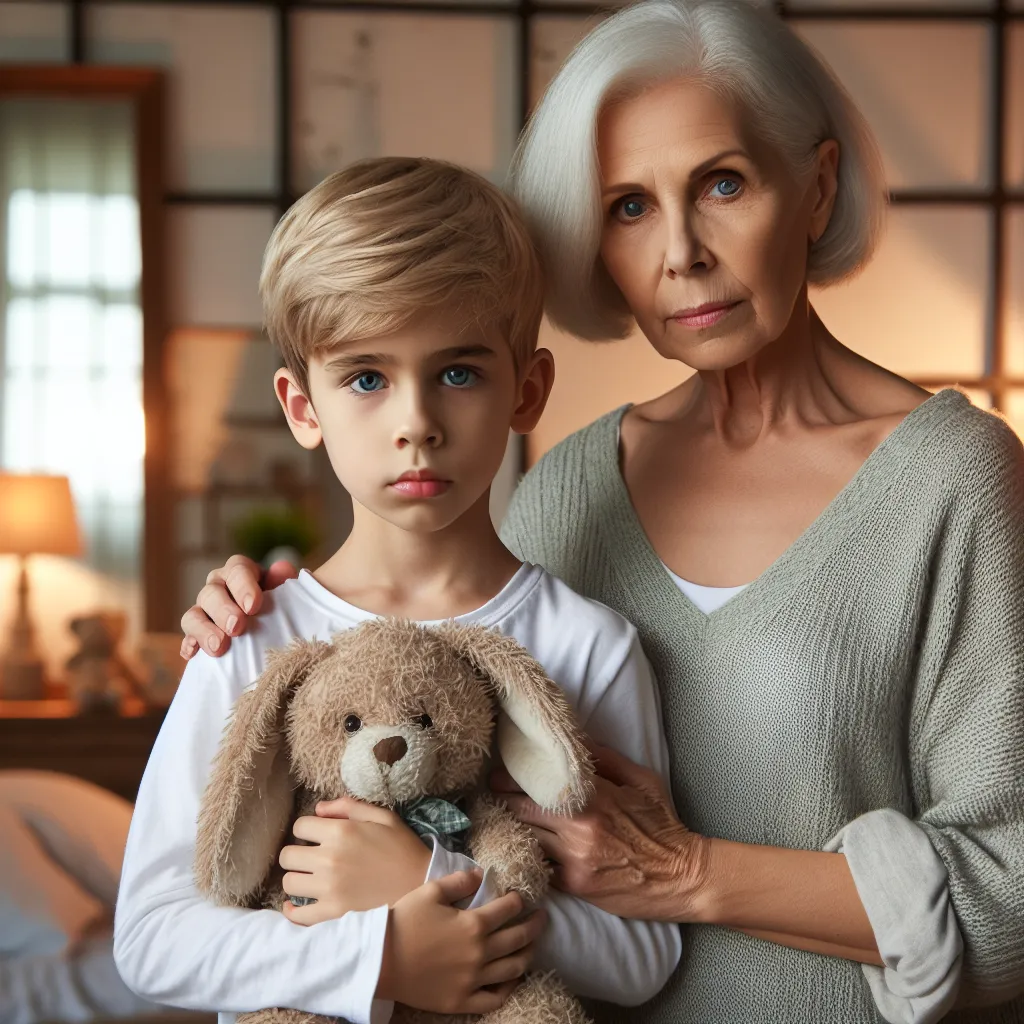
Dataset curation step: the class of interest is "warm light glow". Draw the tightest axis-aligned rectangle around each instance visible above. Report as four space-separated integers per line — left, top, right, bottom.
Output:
0 473 83 557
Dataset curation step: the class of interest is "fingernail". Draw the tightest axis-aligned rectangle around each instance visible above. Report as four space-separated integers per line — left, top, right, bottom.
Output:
179 640 189 659
243 595 255 614
208 635 220 652
226 615 238 635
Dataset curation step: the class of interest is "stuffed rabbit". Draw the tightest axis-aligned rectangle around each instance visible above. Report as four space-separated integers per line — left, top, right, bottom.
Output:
194 618 595 1024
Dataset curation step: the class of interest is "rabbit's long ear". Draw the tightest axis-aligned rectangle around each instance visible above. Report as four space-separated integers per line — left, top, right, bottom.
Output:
194 637 329 906
438 624 594 814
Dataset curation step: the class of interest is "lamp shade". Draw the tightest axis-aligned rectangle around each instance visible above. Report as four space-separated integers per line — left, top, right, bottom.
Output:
0 474 82 557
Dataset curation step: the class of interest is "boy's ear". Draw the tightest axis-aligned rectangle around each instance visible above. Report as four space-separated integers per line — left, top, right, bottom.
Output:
275 367 322 450
510 347 555 436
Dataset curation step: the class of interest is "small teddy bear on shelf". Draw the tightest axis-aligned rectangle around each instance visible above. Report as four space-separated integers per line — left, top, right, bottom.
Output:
194 618 595 1024
65 611 147 715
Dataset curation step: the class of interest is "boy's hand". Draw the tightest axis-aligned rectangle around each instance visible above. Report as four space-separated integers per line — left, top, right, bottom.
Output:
280 797 431 923
378 871 546 1014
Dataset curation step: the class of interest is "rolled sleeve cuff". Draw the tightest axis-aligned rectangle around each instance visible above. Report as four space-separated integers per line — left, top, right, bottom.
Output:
826 808 964 1024
423 837 499 909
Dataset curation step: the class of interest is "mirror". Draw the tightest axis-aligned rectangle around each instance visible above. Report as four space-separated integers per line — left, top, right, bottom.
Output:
0 67 169 689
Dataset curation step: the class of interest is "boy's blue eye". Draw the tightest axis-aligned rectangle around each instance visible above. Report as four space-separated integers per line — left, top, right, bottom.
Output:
443 367 477 387
350 372 385 394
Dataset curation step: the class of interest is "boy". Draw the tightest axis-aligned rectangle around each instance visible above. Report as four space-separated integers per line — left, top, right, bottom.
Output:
114 157 680 1023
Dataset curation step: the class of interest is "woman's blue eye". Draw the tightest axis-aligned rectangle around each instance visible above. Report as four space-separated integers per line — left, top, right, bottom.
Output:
712 178 741 198
350 372 385 394
443 367 477 387
619 198 646 219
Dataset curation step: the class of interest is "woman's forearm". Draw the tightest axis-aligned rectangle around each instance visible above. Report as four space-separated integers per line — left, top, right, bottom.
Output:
687 838 881 964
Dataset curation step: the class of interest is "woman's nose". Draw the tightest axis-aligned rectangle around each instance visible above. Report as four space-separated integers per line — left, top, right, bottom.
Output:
664 214 714 278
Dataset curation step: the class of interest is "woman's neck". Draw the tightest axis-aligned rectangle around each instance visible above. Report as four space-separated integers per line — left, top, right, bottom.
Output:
694 306 857 447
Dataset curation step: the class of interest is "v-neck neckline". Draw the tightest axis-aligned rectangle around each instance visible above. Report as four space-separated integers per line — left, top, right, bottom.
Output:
592 387 967 629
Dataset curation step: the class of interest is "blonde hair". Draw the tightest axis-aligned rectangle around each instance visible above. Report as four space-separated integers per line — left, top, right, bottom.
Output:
511 0 888 341
261 157 546 392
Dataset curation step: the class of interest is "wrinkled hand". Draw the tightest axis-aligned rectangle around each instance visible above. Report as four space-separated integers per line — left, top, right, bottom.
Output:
279 797 431 924
493 743 710 922
180 554 297 660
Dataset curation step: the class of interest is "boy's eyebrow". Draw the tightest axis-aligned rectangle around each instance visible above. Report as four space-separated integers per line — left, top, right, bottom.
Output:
322 351 394 373
322 344 498 372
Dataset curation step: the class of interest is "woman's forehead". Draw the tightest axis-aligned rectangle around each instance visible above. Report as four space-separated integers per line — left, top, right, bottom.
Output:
597 79 757 179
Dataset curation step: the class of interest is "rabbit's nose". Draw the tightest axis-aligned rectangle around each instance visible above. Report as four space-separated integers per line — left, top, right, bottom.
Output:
373 735 407 766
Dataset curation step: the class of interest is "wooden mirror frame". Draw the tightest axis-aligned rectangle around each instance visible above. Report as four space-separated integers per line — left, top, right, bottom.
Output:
0 65 173 630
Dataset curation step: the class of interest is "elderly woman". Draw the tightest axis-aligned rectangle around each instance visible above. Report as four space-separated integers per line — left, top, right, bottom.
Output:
181 1 1024 1021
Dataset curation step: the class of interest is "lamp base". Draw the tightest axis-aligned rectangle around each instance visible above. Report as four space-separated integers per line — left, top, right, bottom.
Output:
0 656 46 700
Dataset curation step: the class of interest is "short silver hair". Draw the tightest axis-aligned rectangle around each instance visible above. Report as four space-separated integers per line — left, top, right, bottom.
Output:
510 0 888 340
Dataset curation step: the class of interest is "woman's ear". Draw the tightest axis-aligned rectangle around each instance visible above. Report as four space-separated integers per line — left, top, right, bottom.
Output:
436 623 594 814
808 139 840 245
275 367 322 451
510 348 555 436
194 637 330 906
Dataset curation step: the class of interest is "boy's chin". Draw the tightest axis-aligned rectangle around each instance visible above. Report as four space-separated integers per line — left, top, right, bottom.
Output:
362 493 488 535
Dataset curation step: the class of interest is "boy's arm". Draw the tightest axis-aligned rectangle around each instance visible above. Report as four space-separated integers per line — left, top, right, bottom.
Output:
112 651 392 1024
426 629 683 1006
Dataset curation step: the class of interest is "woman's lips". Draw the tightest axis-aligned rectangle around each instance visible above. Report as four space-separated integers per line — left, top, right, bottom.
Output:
670 301 740 329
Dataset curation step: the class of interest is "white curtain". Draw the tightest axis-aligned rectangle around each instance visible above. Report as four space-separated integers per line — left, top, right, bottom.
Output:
0 98 143 579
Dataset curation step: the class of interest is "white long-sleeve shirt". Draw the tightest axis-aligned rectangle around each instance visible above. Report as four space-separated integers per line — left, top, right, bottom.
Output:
113 562 682 1023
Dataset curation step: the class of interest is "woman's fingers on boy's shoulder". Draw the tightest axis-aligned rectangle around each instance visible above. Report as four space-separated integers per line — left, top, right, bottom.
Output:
180 604 228 658
264 559 299 590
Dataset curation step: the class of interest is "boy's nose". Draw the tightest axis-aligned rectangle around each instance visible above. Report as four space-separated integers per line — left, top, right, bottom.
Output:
373 735 408 766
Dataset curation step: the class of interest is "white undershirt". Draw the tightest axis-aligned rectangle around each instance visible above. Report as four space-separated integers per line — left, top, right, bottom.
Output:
662 565 749 614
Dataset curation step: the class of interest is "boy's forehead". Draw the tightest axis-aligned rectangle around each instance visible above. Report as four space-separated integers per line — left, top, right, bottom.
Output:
312 321 507 366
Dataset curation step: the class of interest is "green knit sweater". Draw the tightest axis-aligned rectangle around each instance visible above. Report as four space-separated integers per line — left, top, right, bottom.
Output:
500 388 1024 1024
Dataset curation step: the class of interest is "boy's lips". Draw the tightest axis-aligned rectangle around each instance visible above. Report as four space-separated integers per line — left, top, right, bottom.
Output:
390 469 451 499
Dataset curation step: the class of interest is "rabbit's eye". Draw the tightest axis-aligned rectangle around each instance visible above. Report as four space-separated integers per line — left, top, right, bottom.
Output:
344 714 362 734
414 713 433 730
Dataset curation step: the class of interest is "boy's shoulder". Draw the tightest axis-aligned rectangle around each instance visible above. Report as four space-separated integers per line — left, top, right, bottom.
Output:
199 574 351 692
506 565 642 674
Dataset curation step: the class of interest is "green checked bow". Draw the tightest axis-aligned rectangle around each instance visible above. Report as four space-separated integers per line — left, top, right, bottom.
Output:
397 795 471 849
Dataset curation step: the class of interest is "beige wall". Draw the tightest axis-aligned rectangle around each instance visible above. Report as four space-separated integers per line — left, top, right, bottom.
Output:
528 318 693 465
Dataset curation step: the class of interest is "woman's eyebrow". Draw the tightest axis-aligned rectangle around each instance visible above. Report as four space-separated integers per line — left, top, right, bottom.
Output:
601 148 752 197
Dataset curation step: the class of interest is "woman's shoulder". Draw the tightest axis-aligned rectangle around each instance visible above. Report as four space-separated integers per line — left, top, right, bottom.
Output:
913 389 1023 487
525 405 626 485
500 405 627 566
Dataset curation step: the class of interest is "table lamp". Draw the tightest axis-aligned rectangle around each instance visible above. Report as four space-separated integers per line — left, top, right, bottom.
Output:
0 473 82 699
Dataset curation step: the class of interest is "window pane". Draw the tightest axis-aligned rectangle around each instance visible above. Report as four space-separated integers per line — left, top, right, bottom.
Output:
89 4 278 194
809 206 991 379
1007 206 1024 376
793 22 992 189
1008 26 1024 191
168 207 276 327
0 3 69 62
957 387 992 409
531 16 605 109
291 12 518 194
1006 390 1024 440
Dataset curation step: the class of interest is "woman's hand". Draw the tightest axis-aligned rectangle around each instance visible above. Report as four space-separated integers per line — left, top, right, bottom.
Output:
279 797 431 924
180 555 297 660
493 743 711 922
